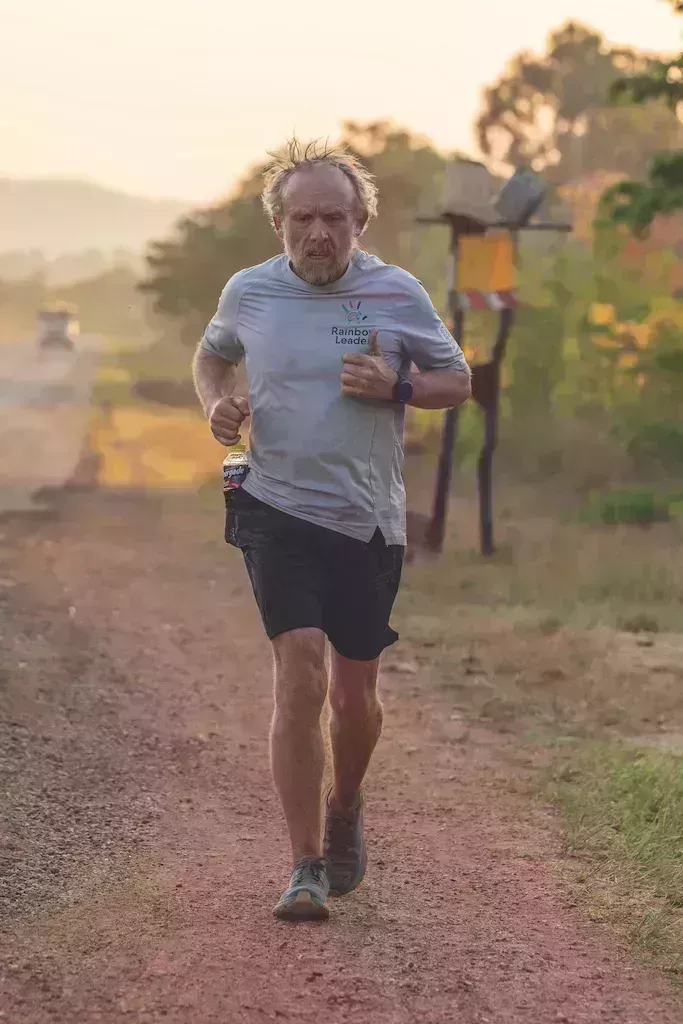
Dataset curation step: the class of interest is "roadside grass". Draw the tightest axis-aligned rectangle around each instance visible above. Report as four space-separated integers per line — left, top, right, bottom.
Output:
92 362 139 407
103 335 194 385
402 492 683 634
91 340 143 408
84 337 222 490
547 744 683 977
396 497 683 737
394 483 683 975
91 335 197 408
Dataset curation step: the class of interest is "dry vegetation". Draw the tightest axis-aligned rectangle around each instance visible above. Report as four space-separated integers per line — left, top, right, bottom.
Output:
391 482 683 976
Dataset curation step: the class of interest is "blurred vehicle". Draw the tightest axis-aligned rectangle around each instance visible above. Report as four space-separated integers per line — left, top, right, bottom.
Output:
36 303 79 350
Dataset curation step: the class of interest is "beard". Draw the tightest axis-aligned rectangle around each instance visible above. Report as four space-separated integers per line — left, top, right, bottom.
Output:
285 238 356 287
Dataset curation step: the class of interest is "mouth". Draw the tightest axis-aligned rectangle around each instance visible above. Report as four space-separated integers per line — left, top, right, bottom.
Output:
306 252 332 260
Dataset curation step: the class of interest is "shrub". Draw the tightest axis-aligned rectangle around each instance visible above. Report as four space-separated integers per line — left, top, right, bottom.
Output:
584 489 671 526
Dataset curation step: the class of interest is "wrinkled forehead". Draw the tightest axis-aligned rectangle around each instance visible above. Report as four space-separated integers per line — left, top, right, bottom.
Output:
282 163 358 215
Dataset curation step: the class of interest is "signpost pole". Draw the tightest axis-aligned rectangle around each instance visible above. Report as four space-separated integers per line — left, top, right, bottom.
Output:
415 160 571 559
476 304 514 555
425 300 464 553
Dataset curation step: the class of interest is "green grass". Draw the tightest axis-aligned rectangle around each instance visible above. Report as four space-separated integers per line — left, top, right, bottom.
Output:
403 495 683 633
582 489 673 526
91 378 139 407
91 334 208 420
115 336 194 384
549 744 683 975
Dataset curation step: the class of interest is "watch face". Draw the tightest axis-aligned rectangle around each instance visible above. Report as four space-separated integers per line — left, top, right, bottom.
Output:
395 377 413 403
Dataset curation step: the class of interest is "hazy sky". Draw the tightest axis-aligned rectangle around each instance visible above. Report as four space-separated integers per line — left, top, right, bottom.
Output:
2 0 680 203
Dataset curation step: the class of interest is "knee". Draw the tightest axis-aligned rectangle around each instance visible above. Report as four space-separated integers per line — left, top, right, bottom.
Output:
329 675 382 724
272 628 328 720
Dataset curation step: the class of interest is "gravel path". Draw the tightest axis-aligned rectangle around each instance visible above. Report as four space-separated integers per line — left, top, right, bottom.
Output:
0 492 681 1023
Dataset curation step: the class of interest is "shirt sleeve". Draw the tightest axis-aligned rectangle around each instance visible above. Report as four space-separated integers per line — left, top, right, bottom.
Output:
399 278 470 375
200 274 245 364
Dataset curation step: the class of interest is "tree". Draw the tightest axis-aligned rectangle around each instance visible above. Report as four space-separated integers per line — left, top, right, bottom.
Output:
139 165 279 345
339 122 451 309
140 123 450 343
599 0 683 235
57 266 155 342
0 272 47 342
340 122 446 266
476 21 682 184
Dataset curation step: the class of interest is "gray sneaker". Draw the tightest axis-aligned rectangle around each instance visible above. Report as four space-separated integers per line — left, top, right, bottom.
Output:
323 790 367 896
273 857 330 921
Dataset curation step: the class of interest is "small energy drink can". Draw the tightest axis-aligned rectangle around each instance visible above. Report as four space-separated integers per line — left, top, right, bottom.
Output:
222 444 250 492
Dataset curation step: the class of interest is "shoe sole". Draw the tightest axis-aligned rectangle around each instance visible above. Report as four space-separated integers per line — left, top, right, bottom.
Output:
273 889 330 922
324 790 367 896
329 861 367 896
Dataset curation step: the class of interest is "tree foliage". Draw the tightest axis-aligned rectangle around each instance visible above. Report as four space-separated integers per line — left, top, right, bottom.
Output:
139 166 279 344
477 21 681 184
599 152 683 235
0 265 153 344
599 0 683 234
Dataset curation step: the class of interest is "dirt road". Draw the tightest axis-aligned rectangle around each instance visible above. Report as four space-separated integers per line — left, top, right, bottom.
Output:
0 338 100 515
1 490 681 1024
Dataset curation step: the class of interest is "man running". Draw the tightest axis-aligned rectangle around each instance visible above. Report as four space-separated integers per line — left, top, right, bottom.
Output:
193 140 471 921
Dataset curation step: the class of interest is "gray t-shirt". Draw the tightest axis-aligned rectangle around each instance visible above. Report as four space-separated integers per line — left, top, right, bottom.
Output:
201 250 469 546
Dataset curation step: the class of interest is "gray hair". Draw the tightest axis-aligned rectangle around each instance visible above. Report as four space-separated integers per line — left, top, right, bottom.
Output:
261 138 378 230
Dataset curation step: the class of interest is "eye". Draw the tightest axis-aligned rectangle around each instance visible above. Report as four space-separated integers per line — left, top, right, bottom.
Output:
326 213 342 224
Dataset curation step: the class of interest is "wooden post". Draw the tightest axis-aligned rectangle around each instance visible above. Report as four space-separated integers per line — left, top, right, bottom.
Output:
478 395 497 556
425 295 463 552
416 171 571 559
477 305 514 555
425 407 459 553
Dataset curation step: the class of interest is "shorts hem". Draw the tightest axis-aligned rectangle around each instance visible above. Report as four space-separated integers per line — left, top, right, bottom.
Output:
329 631 399 662
265 624 399 662
266 622 325 642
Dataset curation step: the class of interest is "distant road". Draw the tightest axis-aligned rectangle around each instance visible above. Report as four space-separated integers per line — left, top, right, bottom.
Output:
0 336 101 516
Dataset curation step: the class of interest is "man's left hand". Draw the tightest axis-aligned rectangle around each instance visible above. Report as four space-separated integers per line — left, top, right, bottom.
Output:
341 330 399 402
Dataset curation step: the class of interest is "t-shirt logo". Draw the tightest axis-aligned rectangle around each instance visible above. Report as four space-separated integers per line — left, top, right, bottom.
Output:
342 301 368 325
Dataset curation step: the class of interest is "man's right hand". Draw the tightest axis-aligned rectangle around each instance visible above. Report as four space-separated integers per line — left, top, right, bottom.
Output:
208 396 250 446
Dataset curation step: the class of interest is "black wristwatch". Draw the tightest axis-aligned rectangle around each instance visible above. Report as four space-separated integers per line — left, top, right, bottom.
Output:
392 372 414 404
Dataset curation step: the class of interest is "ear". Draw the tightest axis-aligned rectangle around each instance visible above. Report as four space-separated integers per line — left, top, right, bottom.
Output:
353 213 367 239
273 215 283 238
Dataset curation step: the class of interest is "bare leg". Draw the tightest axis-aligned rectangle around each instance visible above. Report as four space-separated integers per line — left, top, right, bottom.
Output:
328 649 383 811
270 628 328 862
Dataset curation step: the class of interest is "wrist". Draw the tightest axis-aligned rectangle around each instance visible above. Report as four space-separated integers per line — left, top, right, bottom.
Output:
391 371 414 405
205 391 231 418
204 396 221 419
383 370 399 402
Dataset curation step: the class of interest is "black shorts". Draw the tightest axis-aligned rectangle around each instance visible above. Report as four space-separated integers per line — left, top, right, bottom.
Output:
225 487 403 661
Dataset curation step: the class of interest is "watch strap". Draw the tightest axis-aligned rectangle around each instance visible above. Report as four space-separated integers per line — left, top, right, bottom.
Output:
392 372 414 404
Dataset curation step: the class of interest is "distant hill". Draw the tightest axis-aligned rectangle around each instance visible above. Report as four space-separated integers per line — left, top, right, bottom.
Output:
0 177 191 259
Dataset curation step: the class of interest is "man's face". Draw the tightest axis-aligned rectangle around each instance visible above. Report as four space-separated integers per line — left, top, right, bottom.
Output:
276 164 363 286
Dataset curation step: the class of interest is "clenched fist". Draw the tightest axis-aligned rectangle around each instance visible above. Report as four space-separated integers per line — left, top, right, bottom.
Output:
209 395 250 446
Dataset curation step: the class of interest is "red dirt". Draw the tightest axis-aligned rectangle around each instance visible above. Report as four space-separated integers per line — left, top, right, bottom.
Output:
1 491 681 1024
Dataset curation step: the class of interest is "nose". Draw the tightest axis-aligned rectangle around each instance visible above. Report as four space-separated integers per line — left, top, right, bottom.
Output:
308 218 330 243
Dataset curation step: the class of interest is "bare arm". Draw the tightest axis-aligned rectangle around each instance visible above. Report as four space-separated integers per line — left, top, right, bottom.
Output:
192 346 237 415
408 367 471 410
192 345 250 446
341 331 471 411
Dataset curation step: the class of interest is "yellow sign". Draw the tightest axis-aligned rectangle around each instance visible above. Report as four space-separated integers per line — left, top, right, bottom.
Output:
456 232 516 292
588 303 615 326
